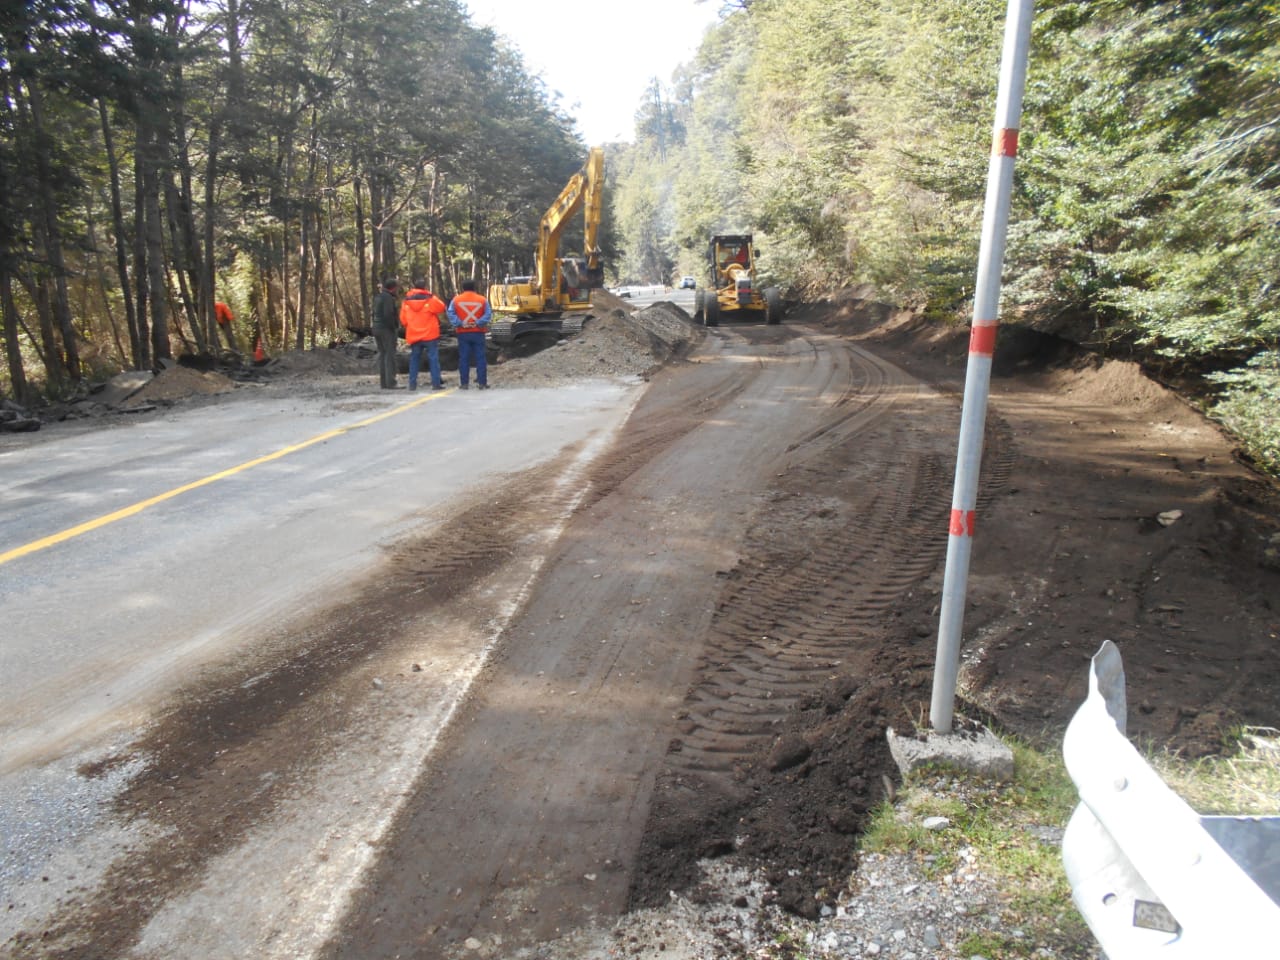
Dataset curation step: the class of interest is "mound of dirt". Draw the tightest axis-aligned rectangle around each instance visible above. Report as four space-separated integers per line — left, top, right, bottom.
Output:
264 345 373 378
634 666 927 919
1039 354 1179 412
124 366 235 405
627 301 700 349
591 288 638 314
490 304 698 387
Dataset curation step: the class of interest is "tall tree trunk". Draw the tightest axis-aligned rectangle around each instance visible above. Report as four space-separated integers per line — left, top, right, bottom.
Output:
22 74 80 381
1 271 30 402
139 117 172 362
98 98 141 368
203 116 221 348
373 180 397 280
265 268 279 348
133 153 152 369
296 110 321 351
325 158 341 337
309 207 322 348
28 273 61 386
163 3 207 352
205 0 243 351
164 169 204 352
296 206 310 352
85 211 129 365
354 162 369 320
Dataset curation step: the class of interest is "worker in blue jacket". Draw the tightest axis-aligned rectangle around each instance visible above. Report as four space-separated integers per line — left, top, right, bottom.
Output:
446 280 491 390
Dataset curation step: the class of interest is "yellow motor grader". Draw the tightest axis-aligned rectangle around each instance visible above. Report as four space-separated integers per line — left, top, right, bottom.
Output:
693 234 783 326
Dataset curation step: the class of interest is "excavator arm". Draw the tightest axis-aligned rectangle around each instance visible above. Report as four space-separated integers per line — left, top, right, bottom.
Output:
579 147 605 286
535 146 604 297
489 147 605 338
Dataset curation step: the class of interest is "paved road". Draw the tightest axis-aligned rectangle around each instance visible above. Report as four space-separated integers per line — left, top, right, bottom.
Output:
0 379 641 954
0 384 638 773
0 320 943 960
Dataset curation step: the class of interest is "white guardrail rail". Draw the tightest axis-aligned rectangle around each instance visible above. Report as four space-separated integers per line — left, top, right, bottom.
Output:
1062 640 1280 956
611 285 667 298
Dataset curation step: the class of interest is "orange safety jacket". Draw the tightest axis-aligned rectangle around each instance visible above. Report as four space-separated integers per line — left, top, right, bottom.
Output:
215 301 234 325
400 288 446 343
448 290 491 333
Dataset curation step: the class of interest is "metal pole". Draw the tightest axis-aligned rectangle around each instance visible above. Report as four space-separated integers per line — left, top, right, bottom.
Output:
931 0 1036 733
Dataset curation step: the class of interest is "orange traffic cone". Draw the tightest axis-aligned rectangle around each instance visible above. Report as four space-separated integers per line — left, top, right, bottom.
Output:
253 337 267 363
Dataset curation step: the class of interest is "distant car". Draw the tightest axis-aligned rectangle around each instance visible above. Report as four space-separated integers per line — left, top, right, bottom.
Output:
678 276 697 290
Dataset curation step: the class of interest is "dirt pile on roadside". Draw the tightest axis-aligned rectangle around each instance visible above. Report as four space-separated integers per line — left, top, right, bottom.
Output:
264 344 373 377
490 303 698 387
125 366 235 405
591 288 638 314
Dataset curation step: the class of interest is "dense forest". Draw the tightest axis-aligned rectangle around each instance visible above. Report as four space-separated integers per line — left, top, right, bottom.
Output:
0 0 589 395
2 0 1277 472
611 0 1279 473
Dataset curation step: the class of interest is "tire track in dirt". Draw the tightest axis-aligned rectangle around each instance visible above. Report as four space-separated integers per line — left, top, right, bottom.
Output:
666 345 1016 787
631 335 1021 913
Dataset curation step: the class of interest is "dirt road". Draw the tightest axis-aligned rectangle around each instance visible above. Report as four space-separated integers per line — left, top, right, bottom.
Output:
322 324 954 959
5 298 1279 960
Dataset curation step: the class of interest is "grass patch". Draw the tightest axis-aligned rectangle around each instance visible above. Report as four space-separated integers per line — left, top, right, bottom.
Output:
852 727 1280 959
1152 726 1280 815
858 737 1091 959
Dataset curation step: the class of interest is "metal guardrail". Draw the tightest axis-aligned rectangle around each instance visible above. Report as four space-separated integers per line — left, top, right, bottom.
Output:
1062 640 1280 956
610 285 667 299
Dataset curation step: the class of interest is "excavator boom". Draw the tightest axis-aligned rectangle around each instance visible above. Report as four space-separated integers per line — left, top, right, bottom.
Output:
534 146 604 296
489 148 606 343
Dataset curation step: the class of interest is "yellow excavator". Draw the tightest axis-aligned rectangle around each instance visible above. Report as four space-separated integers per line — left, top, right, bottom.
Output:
488 147 605 345
694 234 783 326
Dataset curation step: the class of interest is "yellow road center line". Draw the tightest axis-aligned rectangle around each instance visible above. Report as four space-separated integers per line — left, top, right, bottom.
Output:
0 392 445 567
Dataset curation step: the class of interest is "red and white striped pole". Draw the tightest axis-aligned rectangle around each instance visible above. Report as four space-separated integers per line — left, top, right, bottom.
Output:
931 0 1036 733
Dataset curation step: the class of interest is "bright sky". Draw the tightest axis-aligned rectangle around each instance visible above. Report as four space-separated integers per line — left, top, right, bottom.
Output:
464 0 723 145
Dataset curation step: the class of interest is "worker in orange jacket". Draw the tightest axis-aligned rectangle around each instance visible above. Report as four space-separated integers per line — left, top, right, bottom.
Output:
446 279 491 390
214 300 239 352
400 278 447 391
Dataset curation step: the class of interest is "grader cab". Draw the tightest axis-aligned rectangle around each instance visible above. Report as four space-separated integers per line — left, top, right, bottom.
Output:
694 234 783 326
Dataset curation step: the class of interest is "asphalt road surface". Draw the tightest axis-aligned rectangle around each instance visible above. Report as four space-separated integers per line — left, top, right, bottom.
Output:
0 319 937 959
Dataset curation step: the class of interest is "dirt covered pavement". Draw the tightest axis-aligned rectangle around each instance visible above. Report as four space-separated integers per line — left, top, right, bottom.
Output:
5 295 1279 960
320 296 1280 958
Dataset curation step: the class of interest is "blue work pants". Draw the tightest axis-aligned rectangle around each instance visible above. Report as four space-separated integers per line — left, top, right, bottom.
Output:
456 331 487 387
408 338 442 389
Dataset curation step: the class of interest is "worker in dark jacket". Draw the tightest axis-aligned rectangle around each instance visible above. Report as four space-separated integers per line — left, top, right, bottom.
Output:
371 278 400 389
446 279 491 390
400 278 447 391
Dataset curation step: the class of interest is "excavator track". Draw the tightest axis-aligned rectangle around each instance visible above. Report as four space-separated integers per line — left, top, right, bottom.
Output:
489 319 517 346
489 313 591 348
